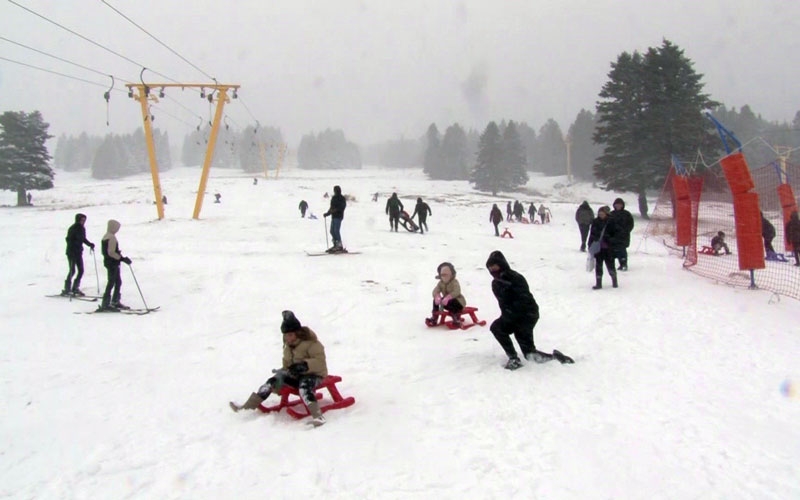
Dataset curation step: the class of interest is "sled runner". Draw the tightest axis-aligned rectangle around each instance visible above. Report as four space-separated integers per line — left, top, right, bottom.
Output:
399 210 420 232
258 375 356 419
699 245 716 255
425 306 487 330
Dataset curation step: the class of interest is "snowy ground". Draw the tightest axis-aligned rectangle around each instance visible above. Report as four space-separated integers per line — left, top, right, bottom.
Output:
2 166 799 499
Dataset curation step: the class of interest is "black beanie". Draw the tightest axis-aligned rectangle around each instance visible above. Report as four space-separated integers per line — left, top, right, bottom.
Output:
280 310 302 333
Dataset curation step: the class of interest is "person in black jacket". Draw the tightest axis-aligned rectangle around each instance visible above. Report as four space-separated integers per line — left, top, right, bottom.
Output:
299 200 309 218
785 211 800 266
588 206 618 290
323 185 346 252
411 197 432 234
63 213 95 296
490 204 503 236
761 212 776 255
485 250 554 370
575 201 594 252
385 193 404 232
610 198 634 270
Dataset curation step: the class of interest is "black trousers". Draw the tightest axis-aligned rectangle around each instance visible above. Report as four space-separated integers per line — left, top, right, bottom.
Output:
490 316 538 359
595 248 617 279
431 299 464 315
258 369 323 405
578 224 590 250
389 214 400 231
418 217 428 233
102 263 122 306
65 253 85 292
493 222 500 236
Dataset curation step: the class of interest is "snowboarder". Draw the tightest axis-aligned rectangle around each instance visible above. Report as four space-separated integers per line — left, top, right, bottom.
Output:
229 310 328 427
485 250 573 369
786 211 800 266
63 213 95 296
323 185 346 252
299 200 309 218
490 204 503 236
588 206 618 290
610 198 634 270
386 192 404 232
425 262 466 327
411 197 432 234
100 219 132 311
710 231 731 255
575 201 594 252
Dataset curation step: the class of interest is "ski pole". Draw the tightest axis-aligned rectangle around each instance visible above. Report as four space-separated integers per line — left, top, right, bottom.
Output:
127 264 150 311
323 216 329 249
92 249 100 295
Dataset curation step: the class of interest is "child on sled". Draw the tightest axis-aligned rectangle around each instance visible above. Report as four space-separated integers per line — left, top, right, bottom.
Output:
425 262 467 327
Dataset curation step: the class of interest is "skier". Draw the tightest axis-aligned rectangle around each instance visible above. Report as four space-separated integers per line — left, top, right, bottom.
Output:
62 213 95 296
100 219 132 311
385 192 403 232
575 201 595 252
485 250 573 369
411 197 432 234
229 310 328 427
299 200 309 218
588 206 618 290
323 185 346 252
710 231 731 255
425 262 466 327
610 198 634 270
785 211 800 266
490 204 503 236
214 193 221 203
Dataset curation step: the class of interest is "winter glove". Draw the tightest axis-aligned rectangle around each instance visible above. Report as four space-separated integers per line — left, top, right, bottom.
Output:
89 242 95 250
323 212 330 218
442 294 453 306
121 256 132 265
433 294 442 305
288 361 309 376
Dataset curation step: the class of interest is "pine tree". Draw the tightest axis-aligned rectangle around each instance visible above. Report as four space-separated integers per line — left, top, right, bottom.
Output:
501 121 528 187
594 40 720 217
0 111 54 205
422 123 442 176
470 121 505 195
568 109 603 181
536 119 566 176
439 123 469 180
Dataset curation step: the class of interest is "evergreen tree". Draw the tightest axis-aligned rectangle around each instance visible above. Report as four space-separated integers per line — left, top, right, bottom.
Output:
422 123 442 176
297 129 361 169
501 120 528 187
0 110 54 205
517 122 537 171
470 121 506 195
439 123 470 180
594 40 720 218
568 109 603 181
537 119 566 176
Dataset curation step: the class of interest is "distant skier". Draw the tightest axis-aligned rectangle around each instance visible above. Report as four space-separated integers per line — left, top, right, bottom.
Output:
299 200 309 218
100 219 132 311
411 197 432 234
372 192 379 202
386 192 404 232
490 204 503 236
62 213 95 296
323 185 346 252
485 250 573 369
214 193 221 203
229 310 328 427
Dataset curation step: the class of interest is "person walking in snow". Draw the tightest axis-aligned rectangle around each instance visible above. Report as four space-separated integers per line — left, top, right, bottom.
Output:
386 192 404 232
63 213 95 296
506 201 513 222
761 211 777 255
513 201 524 222
528 202 536 223
490 204 503 236
323 185 346 252
425 262 466 327
785 211 800 266
299 200 309 218
587 206 618 290
100 219 132 311
610 198 634 270
485 250 573 369
229 310 328 427
411 197 432 234
537 204 548 224
575 201 594 252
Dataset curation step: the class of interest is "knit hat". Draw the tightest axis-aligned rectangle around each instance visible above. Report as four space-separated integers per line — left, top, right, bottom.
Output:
437 262 456 279
280 310 302 333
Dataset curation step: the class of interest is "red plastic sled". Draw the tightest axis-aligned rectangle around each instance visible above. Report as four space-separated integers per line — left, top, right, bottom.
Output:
425 306 487 330
699 245 716 255
258 375 356 419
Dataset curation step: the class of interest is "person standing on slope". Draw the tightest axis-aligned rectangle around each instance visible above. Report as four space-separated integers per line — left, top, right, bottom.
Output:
323 185 347 252
63 213 95 296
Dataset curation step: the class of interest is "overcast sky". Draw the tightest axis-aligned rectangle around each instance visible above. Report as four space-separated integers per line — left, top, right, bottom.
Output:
1 0 799 148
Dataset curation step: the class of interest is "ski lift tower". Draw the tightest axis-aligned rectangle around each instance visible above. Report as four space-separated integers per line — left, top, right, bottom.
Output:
126 76 240 220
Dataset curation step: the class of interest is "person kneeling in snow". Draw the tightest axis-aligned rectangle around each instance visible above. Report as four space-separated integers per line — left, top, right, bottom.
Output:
230 310 328 426
426 262 466 327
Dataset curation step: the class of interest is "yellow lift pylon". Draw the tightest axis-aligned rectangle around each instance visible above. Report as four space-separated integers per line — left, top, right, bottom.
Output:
125 81 240 220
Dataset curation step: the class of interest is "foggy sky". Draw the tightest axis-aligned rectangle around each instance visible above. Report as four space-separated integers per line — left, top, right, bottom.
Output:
1 0 799 148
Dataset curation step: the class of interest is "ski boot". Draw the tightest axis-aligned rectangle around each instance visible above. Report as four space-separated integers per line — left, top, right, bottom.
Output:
72 289 86 297
112 302 130 310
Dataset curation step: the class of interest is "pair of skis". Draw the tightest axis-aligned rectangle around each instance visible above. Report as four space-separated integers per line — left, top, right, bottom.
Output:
76 306 160 316
46 293 99 302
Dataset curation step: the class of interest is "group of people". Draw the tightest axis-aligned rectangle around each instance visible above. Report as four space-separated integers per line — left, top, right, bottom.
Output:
230 249 574 425
575 198 635 290
503 201 550 224
62 214 133 311
385 193 432 234
710 210 800 266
